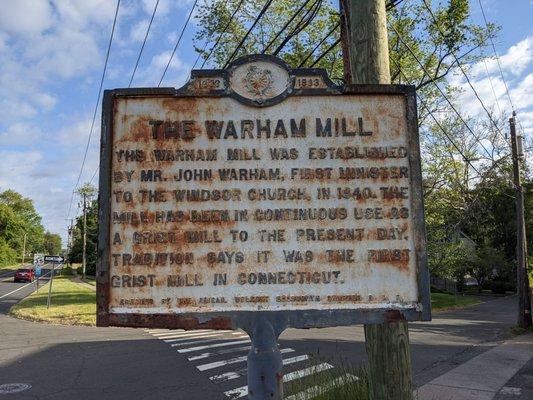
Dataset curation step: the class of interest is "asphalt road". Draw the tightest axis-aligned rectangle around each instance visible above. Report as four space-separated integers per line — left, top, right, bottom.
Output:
0 284 523 400
0 265 59 314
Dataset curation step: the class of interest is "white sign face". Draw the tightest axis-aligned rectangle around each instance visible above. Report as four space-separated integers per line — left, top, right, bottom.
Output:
98 56 429 327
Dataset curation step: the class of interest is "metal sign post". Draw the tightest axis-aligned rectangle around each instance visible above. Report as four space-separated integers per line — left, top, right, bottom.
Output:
46 263 55 309
96 54 430 397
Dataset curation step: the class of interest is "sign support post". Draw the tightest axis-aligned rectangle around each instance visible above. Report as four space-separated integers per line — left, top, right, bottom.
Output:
340 0 413 398
97 51 430 400
246 318 285 400
47 263 55 309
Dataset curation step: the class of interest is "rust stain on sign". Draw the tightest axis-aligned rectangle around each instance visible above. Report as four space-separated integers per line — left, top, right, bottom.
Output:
97 55 430 328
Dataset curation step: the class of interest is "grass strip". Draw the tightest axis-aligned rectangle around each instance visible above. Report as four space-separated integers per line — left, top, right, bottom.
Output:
431 292 480 311
10 276 96 326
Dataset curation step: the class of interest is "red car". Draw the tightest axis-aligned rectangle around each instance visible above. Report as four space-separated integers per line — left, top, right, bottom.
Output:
14 268 35 283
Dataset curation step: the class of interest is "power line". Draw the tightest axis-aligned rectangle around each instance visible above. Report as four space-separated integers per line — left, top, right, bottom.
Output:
67 0 120 221
477 0 514 111
262 0 315 55
271 0 322 56
222 0 275 69
389 23 494 160
477 0 525 136
300 0 401 69
310 37 340 68
195 0 246 70
158 0 199 87
421 0 505 140
129 0 159 87
297 22 339 67
483 58 503 118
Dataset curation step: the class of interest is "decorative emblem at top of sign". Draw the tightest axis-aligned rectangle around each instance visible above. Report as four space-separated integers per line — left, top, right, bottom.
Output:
227 55 293 106
184 54 338 107
242 65 274 97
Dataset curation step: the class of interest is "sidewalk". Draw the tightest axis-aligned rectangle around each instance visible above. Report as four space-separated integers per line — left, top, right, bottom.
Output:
70 275 95 290
416 332 533 400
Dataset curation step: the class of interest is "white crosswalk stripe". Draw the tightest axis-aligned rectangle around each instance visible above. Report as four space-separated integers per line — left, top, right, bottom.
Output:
148 329 339 400
187 345 252 361
164 333 224 343
198 348 295 372
177 339 251 353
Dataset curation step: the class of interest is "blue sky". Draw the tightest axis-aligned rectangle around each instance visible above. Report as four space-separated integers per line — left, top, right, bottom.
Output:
0 0 531 244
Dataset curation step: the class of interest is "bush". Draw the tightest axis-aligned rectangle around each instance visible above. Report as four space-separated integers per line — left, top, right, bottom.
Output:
62 266 73 276
491 280 507 294
76 266 83 275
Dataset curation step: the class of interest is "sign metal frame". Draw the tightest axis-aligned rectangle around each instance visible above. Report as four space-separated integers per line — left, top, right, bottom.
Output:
96 54 430 329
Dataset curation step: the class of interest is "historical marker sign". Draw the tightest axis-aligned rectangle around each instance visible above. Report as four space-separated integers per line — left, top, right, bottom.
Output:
97 55 430 329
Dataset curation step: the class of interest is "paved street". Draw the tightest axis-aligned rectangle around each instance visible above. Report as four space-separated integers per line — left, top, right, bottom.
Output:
0 284 527 399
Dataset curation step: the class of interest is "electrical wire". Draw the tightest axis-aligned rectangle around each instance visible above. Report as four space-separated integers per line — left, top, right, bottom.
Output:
271 0 322 56
421 0 505 140
193 0 246 70
310 37 340 68
390 23 494 159
222 0 275 69
477 0 525 136
129 0 159 87
301 0 400 69
67 0 120 221
158 0 199 87
262 0 315 54
297 22 339 67
477 0 514 111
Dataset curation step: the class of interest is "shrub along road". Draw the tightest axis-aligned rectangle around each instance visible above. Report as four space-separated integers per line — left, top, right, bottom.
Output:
0 278 523 400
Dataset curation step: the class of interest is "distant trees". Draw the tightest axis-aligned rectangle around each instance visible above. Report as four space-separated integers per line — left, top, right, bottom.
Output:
0 189 61 267
43 231 62 255
70 184 98 276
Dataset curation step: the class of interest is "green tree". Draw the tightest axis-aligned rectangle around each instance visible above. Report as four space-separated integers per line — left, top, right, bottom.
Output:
43 231 62 255
0 189 45 255
70 185 98 276
0 203 25 266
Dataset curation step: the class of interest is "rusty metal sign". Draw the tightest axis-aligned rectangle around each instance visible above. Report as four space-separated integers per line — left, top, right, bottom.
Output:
97 54 430 329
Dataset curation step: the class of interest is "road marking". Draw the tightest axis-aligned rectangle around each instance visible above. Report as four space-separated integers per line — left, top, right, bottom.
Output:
162 332 225 341
198 348 295 371
0 278 43 299
152 329 214 337
177 339 251 353
210 371 242 384
171 335 248 348
165 333 224 343
284 374 358 400
284 363 334 382
222 356 316 399
282 355 309 366
187 345 252 361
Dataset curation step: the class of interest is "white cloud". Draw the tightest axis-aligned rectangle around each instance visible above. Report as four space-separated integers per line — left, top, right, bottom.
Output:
0 123 43 146
510 73 533 110
130 19 150 42
471 37 533 78
0 0 54 36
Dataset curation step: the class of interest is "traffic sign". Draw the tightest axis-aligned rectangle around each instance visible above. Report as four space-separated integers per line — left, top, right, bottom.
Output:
44 256 64 263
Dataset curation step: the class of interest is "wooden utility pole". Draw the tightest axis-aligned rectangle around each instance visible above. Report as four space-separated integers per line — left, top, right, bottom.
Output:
510 114 532 329
340 1 413 398
21 232 27 266
82 194 88 280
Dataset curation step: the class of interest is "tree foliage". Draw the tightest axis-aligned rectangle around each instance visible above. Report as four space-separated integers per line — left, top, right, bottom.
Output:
43 231 62 255
0 189 60 267
192 0 526 290
70 184 98 276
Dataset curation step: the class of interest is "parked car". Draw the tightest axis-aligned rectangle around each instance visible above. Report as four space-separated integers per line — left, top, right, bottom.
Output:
14 268 35 283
